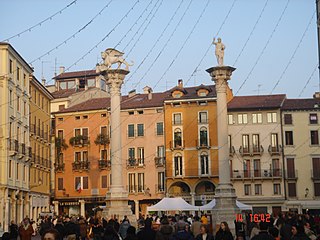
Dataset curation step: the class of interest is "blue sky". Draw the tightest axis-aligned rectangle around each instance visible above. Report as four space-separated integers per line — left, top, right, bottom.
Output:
1 0 318 98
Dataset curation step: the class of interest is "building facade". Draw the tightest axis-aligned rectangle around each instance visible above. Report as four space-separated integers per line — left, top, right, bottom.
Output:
281 95 320 214
164 80 233 206
228 95 286 215
0 43 33 231
29 76 53 220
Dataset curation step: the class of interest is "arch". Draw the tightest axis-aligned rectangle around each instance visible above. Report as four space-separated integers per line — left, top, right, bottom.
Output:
167 181 191 196
194 180 216 195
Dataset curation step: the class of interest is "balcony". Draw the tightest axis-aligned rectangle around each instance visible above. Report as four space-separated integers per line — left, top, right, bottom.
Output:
155 157 165 167
98 159 111 170
311 170 320 180
239 145 264 157
231 169 282 180
268 145 282 156
55 163 65 172
285 170 298 180
30 124 36 135
169 140 185 151
229 146 235 157
196 139 211 150
172 120 183 126
72 161 90 171
127 185 146 194
198 119 209 124
252 145 264 155
239 146 250 156
69 136 90 147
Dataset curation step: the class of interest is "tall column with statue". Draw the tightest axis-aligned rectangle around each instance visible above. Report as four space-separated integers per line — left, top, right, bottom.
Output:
206 38 240 234
97 48 135 224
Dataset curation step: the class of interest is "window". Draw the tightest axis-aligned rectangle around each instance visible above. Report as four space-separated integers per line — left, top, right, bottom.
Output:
16 163 19 180
253 159 261 177
128 173 136 193
137 173 144 192
23 74 26 87
9 59 13 73
75 152 81 162
272 159 280 177
57 130 64 139
23 102 26 115
312 158 320 179
17 96 20 112
255 184 262 195
137 147 144 165
228 114 234 125
17 67 20 81
157 146 165 158
199 112 208 124
242 135 250 154
101 113 107 118
82 115 88 119
310 113 318 124
285 131 294 145
314 183 320 197
83 177 88 189
288 183 296 197
199 127 208 146
267 112 277 123
75 116 80 120
284 114 292 124
244 184 251 195
101 150 107 160
311 131 319 145
238 114 248 124
58 105 65 111
9 90 12 106
174 129 182 148
173 113 182 125
252 134 260 152
128 148 135 159
158 172 165 192
273 184 281 195
128 124 134 137
174 154 183 176
58 117 63 122
156 122 164 135
252 113 262 124
58 178 64 190
75 176 88 190
271 133 279 148
137 124 144 136
101 175 108 188
138 110 143 114
287 158 296 179
83 151 88 162
200 153 209 175
128 111 134 115
243 160 251 178
101 126 108 136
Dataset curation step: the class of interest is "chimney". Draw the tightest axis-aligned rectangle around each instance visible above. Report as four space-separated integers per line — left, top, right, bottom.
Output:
59 66 65 74
313 92 320 99
41 78 46 86
128 89 136 98
143 86 153 100
178 79 183 88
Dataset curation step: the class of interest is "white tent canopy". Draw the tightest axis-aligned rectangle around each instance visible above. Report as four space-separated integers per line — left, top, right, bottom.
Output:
199 199 252 211
147 197 199 212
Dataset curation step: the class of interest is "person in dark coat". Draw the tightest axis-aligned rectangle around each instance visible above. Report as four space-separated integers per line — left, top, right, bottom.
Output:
155 217 174 240
215 222 233 240
54 218 65 240
19 218 34 240
124 226 138 240
251 222 274 240
119 216 131 239
137 218 156 240
64 217 80 240
195 224 214 240
291 224 309 240
171 221 193 240
103 224 121 240
9 220 19 240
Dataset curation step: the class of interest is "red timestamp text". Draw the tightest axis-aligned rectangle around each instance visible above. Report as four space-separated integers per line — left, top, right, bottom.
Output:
235 213 271 223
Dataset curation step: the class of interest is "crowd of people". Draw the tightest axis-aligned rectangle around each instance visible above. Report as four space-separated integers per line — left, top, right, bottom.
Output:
0 211 319 240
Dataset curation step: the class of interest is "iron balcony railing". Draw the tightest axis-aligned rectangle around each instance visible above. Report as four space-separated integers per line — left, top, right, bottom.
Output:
98 159 111 170
196 139 211 149
72 161 90 171
231 169 282 180
154 157 165 167
55 162 65 172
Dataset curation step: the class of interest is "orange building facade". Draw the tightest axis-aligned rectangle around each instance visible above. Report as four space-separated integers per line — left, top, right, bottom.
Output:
164 80 233 206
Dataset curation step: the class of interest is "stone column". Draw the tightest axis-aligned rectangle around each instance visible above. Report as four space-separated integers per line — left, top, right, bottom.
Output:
4 198 10 232
206 66 240 234
134 200 139 220
79 200 85 217
190 192 195 206
98 67 135 225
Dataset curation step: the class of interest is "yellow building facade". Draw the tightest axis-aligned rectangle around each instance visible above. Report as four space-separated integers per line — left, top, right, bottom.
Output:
29 76 53 220
0 43 33 232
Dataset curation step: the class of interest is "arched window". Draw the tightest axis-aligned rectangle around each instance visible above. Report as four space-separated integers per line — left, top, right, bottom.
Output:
174 153 183 176
200 152 209 175
199 127 208 146
174 128 182 148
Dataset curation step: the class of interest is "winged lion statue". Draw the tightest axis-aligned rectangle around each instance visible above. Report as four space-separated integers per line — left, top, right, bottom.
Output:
101 48 133 71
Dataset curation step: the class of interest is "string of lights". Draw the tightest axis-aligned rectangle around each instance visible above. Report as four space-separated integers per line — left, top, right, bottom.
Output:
2 0 77 42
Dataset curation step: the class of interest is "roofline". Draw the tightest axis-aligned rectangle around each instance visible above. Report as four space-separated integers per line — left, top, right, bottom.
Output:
0 42 34 72
31 76 54 100
164 97 216 103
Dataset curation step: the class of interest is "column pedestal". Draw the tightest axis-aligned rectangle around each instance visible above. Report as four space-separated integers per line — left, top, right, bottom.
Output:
206 66 240 235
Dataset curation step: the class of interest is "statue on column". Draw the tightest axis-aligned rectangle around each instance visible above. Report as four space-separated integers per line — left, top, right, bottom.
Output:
212 37 225 66
98 48 133 71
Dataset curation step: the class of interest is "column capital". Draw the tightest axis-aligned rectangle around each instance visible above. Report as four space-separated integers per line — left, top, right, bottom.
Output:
206 66 236 82
100 69 130 95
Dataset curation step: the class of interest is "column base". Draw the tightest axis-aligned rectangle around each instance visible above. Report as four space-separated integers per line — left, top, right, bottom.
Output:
211 184 240 235
102 190 136 226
